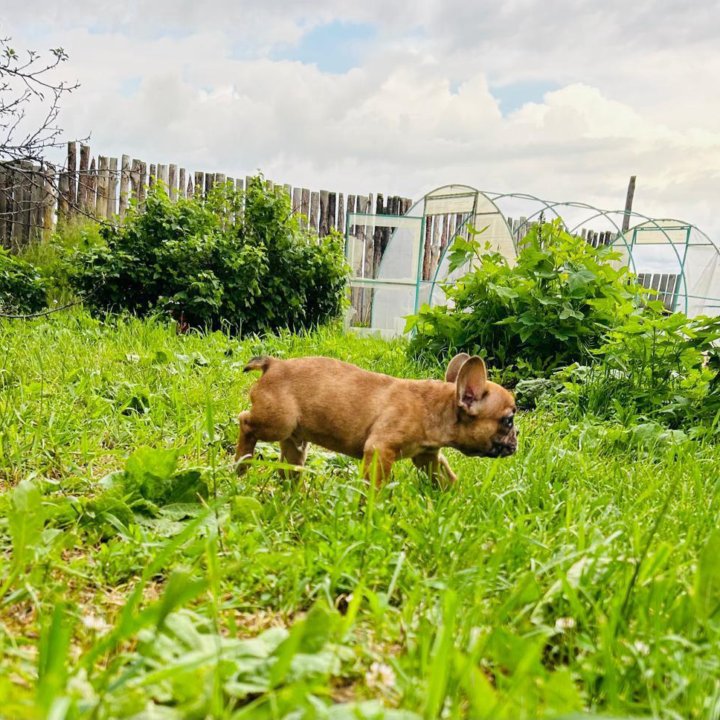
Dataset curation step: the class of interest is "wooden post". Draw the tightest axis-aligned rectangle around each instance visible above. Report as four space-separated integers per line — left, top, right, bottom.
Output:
195 172 204 199
148 164 156 189
187 176 194 199
310 191 319 235
346 195 356 234
373 194 384 277
107 157 118 217
88 158 97 216
235 178 245 212
17 161 34 249
337 193 345 235
168 164 178 201
328 192 337 232
204 173 215 197
178 168 186 200
423 215 433 280
157 164 168 193
292 187 301 214
77 144 91 213
58 161 69 221
283 183 292 199
319 190 329 237
30 163 45 241
66 141 77 215
42 163 55 233
622 175 636 234
130 159 140 203
301 188 310 228
119 155 131 217
96 156 109 218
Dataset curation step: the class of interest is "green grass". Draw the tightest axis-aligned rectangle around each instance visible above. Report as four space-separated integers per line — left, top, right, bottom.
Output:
1 312 720 719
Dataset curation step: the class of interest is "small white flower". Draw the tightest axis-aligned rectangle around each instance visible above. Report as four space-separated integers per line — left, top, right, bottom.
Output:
81 614 109 632
554 617 576 633
365 661 396 690
634 640 650 656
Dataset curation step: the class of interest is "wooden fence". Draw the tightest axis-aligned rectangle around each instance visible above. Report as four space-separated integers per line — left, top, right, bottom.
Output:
0 142 412 253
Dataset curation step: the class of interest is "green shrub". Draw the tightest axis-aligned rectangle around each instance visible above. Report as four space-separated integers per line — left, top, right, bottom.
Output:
0 247 47 314
69 177 348 333
407 219 647 378
555 312 720 431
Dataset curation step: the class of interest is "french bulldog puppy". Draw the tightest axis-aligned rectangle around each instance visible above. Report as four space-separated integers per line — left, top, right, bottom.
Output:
236 353 517 485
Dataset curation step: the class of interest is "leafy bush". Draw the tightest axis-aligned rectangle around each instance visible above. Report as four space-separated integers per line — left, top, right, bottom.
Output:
70 177 348 333
407 219 647 378
0 247 47 314
554 312 720 431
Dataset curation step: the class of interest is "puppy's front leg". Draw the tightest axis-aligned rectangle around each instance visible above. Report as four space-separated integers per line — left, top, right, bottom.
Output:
362 446 396 486
235 411 258 476
280 438 308 481
412 451 457 487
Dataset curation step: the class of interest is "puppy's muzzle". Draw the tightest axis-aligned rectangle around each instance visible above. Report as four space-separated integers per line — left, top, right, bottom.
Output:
489 441 517 458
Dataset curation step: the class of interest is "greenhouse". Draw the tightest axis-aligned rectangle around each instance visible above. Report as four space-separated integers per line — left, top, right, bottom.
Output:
344 184 720 336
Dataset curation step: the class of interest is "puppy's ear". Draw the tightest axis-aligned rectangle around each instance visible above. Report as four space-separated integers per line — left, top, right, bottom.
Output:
445 352 471 383
456 356 488 415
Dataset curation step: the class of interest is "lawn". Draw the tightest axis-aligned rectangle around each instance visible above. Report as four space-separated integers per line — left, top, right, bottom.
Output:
1 312 719 719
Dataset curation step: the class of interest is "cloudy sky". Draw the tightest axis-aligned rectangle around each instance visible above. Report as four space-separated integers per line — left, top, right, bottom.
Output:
4 1 720 236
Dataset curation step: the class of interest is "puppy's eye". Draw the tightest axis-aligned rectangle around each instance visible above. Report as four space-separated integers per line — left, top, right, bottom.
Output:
502 415 514 428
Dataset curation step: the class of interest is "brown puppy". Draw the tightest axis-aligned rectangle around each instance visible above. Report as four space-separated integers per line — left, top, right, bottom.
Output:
235 353 517 485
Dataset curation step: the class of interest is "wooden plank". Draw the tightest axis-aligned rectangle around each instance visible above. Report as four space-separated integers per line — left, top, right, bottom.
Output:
96 156 109 218
30 163 45 241
292 187 301 214
215 172 225 189
178 168 186 200
130 159 141 203
58 160 69 221
119 155 131 218
148 163 156 189
138 162 147 205
300 188 310 228
168 163 178 201
88 157 97 215
373 193 384 276
77 144 91 213
187 176 194 199
42 163 55 232
195 172 204 199
337 193 345 235
423 215 433 280
309 191 319 234
319 190 329 237
107 157 118 217
66 141 77 213
204 173 215 197
17 161 34 249
328 192 337 232
283 183 292 199
266 179 274 192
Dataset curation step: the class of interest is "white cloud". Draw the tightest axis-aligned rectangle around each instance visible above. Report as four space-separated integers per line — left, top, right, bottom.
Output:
2 1 720 238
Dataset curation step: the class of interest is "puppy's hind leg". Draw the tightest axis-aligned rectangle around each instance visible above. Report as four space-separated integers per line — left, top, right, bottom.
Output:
235 411 258 476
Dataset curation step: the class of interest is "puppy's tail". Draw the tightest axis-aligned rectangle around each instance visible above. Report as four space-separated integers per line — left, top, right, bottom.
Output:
243 356 273 374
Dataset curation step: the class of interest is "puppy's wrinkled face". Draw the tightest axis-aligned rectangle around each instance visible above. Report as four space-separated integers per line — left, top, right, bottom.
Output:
445 353 518 459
